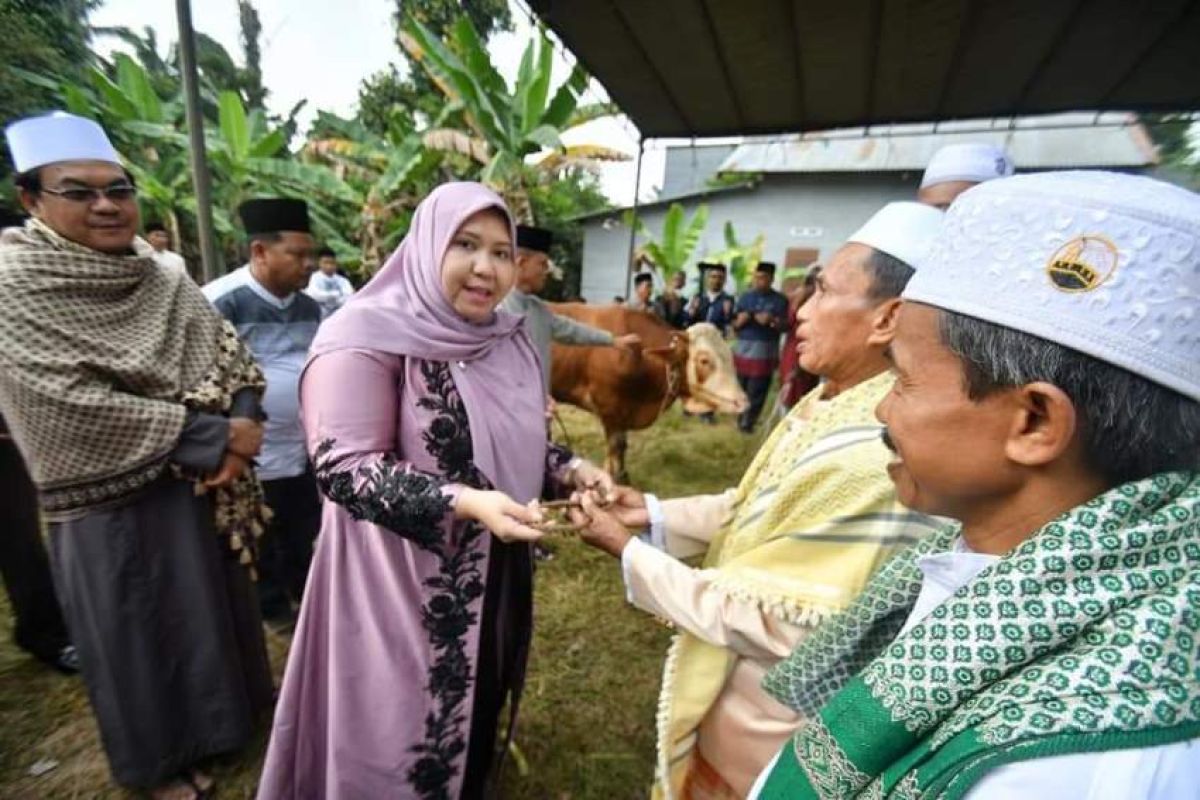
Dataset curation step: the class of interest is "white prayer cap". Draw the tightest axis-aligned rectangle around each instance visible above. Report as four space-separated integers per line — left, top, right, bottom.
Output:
905 171 1200 401
4 112 121 174
846 202 945 269
919 143 1013 189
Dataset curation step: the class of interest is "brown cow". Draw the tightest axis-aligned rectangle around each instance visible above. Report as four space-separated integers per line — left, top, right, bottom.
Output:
549 303 747 479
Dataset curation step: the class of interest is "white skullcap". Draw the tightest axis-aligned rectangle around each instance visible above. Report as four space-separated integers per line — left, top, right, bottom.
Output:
847 202 945 269
919 143 1014 189
905 171 1200 402
4 112 121 173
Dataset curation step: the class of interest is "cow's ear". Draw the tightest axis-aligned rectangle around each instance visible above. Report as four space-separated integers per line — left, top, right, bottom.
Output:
866 297 903 347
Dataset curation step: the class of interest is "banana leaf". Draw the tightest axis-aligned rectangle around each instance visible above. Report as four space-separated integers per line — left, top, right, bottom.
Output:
218 91 250 162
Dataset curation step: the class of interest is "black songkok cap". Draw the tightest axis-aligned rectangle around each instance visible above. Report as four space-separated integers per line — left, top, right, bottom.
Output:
700 261 726 273
516 224 553 253
756 261 777 274
238 198 310 236
633 272 653 286
144 219 167 234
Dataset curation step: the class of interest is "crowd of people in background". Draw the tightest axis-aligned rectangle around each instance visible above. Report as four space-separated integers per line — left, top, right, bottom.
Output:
0 108 1197 800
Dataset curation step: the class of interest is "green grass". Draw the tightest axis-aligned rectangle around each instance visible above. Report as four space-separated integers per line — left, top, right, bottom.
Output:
0 405 762 799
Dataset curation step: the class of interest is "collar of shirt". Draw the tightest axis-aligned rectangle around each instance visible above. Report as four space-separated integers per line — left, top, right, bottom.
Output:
899 537 1000 635
243 263 295 310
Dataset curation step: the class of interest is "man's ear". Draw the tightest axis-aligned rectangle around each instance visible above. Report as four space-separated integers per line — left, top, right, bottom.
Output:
17 188 40 218
866 297 903 347
248 239 267 263
1003 381 1079 468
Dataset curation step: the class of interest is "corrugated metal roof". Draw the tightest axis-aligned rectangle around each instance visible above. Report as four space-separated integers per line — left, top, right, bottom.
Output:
718 113 1158 173
528 0 1200 139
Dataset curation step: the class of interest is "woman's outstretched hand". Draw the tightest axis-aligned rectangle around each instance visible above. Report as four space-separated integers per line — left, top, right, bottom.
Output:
455 488 545 543
568 492 632 559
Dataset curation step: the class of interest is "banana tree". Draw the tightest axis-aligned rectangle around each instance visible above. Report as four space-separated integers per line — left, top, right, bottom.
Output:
705 221 765 289
626 202 710 282
27 55 361 268
399 14 627 222
303 112 443 272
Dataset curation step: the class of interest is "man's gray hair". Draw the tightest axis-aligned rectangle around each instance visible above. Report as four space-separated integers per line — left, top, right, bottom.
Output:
939 309 1200 485
862 249 915 301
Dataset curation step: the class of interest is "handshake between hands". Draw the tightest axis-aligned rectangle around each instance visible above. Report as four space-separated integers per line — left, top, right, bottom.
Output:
455 459 650 559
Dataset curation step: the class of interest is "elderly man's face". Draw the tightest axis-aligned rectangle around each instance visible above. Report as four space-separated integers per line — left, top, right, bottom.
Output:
794 244 888 377
516 248 550 293
875 302 1019 519
21 161 140 254
705 269 725 292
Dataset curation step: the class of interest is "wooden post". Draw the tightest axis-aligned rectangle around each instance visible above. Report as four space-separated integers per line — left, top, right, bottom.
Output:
175 0 221 283
624 137 645 298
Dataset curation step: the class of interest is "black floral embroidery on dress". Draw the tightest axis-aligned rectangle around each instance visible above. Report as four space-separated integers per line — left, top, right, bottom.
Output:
314 360 558 799
312 439 449 550
407 360 490 800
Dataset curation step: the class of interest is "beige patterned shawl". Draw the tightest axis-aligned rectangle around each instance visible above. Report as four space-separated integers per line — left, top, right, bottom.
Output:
0 219 268 565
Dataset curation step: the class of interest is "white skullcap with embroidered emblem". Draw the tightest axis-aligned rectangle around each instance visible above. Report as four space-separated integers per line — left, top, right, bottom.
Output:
4 112 121 173
919 143 1014 189
847 202 945 270
904 170 1200 401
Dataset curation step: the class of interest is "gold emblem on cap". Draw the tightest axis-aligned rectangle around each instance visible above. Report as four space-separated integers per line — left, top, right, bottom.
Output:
1046 235 1118 293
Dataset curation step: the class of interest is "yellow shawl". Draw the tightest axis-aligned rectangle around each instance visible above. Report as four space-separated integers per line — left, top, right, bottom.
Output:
653 373 941 799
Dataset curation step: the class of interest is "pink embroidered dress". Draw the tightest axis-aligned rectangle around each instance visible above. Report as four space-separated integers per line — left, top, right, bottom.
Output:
258 184 574 799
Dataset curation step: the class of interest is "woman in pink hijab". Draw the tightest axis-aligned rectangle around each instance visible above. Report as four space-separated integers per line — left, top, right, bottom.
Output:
257 183 612 799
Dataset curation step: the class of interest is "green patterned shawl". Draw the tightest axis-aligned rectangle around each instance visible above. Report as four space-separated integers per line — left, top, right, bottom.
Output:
758 471 1200 799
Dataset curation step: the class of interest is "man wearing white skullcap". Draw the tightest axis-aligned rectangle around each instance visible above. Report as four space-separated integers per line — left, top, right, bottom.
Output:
918 142 1014 210
753 171 1200 799
0 112 272 798
569 202 948 799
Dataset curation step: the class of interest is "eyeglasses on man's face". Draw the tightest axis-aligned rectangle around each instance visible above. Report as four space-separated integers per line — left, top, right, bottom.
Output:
40 184 138 203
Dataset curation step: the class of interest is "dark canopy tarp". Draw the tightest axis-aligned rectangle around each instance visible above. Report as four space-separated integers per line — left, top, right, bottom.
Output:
528 0 1200 138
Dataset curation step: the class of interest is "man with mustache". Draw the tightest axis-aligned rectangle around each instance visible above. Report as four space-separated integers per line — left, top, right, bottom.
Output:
572 202 946 799
753 171 1200 798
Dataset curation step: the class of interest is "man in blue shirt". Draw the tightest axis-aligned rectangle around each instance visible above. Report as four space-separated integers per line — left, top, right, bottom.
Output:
731 262 788 433
203 198 322 624
687 262 736 334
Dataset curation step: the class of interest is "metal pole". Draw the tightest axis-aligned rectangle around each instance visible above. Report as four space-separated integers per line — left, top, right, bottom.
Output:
176 0 221 283
624 137 646 297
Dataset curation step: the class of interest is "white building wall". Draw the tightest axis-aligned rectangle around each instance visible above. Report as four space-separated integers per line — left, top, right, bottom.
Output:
579 172 918 303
